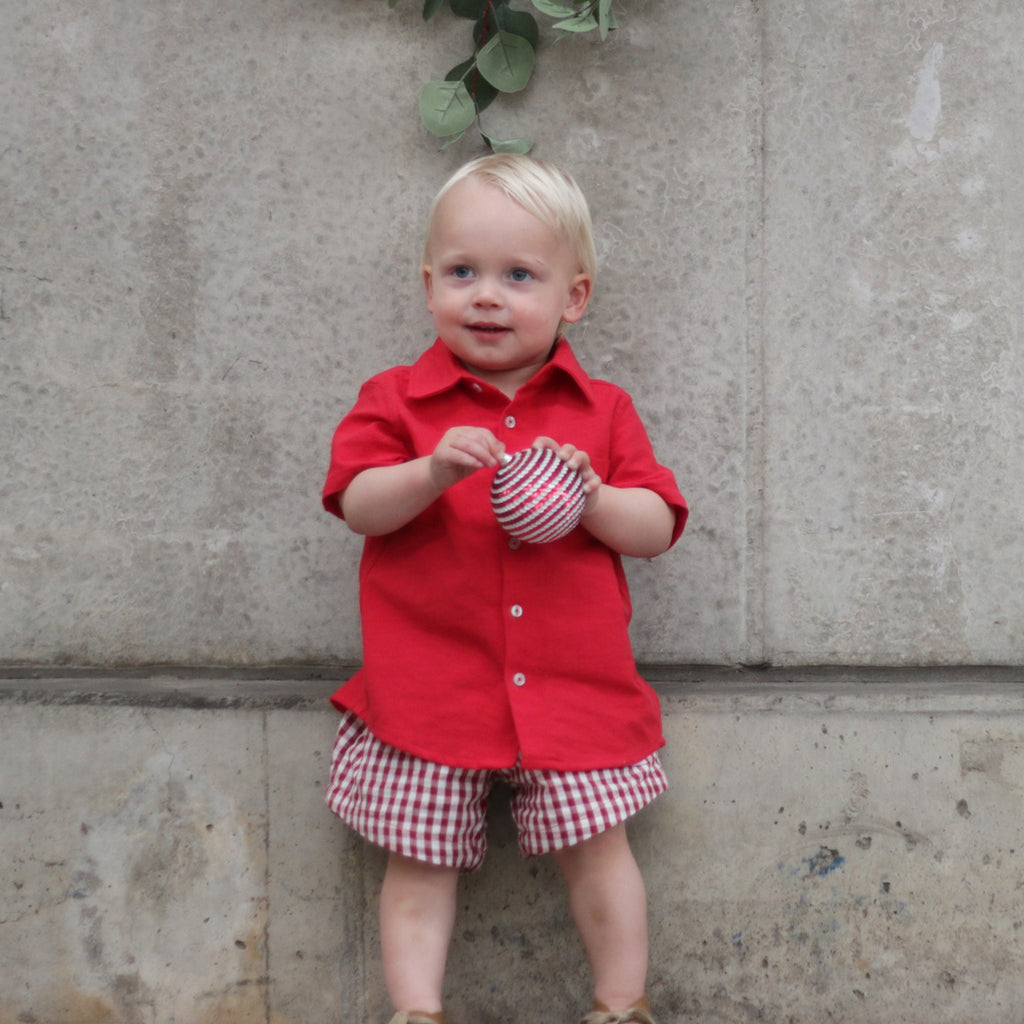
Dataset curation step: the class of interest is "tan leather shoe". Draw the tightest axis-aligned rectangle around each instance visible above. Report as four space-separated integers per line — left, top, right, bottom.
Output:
578 1010 655 1024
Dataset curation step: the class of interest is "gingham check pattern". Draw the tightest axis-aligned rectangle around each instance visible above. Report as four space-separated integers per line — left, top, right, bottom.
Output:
326 712 667 871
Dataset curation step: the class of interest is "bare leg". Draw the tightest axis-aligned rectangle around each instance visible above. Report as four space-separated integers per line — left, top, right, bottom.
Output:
552 823 649 1012
379 852 459 1015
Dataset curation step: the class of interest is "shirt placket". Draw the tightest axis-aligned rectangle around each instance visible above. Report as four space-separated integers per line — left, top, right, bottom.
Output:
496 403 530 697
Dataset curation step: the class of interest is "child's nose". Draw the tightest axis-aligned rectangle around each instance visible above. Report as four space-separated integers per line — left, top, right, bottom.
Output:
472 277 502 306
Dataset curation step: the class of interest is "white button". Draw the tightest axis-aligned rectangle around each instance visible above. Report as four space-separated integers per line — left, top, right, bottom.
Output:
510 604 523 618
513 672 526 687
470 382 483 392
509 537 522 550
504 415 516 428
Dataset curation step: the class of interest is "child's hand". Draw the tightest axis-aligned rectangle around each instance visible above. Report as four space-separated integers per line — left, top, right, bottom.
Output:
431 427 506 490
530 436 675 558
530 436 603 513
342 427 504 536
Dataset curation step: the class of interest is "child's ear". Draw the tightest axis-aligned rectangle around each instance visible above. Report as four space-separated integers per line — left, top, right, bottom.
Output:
422 264 434 311
561 273 593 324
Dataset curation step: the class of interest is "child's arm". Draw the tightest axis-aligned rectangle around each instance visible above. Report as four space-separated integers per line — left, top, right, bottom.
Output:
341 426 505 536
534 438 676 559
579 483 676 558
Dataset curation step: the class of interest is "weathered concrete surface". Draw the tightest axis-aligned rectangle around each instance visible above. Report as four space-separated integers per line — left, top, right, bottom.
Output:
2 2 1023 669
758 4 1024 665
2 669 1023 1024
0 687 362 1024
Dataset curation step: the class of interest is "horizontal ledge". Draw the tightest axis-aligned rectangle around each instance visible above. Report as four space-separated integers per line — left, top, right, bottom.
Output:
0 664 354 710
651 665 1024 714
0 664 1021 712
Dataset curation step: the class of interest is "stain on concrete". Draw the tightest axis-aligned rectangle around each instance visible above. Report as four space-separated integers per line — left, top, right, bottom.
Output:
961 737 1005 775
60 742 268 1024
842 771 870 822
960 735 1024 792
803 847 845 879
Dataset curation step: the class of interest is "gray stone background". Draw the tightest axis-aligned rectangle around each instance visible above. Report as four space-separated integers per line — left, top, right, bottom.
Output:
5 0 1021 673
4 6 1024 1023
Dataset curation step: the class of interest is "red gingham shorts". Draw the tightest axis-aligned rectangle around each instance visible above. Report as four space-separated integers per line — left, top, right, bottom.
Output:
325 711 668 872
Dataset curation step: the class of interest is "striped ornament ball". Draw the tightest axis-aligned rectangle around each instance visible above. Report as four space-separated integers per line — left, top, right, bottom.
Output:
490 447 586 544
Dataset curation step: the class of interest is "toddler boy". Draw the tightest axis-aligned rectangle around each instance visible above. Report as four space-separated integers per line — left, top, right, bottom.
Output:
323 154 687 1024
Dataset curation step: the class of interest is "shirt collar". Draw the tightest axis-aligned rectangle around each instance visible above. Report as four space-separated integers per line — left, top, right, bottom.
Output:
407 337 595 404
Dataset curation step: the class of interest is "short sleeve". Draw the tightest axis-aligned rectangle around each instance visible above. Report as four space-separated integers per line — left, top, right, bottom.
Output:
322 374 414 518
604 391 688 546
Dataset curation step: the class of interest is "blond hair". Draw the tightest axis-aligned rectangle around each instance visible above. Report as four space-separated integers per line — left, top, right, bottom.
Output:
423 154 597 280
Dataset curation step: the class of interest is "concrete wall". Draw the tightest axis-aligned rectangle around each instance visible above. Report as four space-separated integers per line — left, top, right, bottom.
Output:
3 670 1023 1024
4 3 1024 1023
4 0 1022 670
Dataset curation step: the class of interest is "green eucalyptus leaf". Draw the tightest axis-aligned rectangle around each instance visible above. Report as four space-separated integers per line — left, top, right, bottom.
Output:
449 0 487 18
552 10 598 32
422 0 444 18
419 80 477 136
504 8 540 49
446 57 498 114
597 0 614 38
474 6 539 50
482 132 534 154
476 31 535 92
441 127 470 149
530 0 578 17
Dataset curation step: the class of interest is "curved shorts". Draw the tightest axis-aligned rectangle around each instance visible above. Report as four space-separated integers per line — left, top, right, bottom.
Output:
325 711 667 872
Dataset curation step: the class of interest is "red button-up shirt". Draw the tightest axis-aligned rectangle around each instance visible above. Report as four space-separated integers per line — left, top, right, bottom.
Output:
323 339 687 771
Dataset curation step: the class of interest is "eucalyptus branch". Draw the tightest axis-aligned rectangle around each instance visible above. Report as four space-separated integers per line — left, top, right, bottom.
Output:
389 0 617 152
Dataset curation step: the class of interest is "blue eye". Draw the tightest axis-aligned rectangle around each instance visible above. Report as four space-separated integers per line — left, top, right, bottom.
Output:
452 265 474 279
509 268 532 282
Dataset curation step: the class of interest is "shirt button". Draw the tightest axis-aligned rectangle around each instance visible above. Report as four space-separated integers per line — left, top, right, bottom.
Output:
513 672 526 687
510 604 523 618
509 537 522 550
470 382 483 392
504 415 516 428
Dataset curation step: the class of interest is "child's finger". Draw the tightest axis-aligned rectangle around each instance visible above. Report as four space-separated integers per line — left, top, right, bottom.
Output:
530 435 559 451
561 444 593 475
443 427 503 466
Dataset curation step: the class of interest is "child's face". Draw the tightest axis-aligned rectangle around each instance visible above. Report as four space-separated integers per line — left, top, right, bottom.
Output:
423 177 592 394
